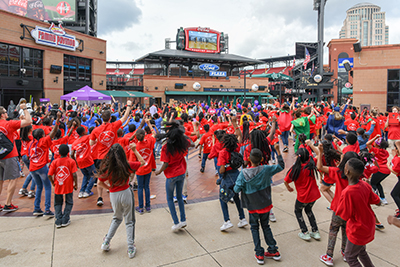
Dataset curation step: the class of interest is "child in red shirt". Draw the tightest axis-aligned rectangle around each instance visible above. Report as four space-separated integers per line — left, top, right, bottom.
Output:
48 144 78 228
336 158 381 267
284 148 321 241
317 145 360 265
342 132 360 154
98 143 144 258
196 124 213 173
389 140 400 219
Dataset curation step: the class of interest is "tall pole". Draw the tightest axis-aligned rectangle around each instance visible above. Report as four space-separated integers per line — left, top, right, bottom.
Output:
244 70 246 106
318 0 325 101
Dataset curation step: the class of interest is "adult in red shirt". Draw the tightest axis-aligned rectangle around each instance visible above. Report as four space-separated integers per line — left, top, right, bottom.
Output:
155 121 193 232
89 101 132 206
71 126 96 198
389 140 400 218
385 106 400 152
284 148 321 240
133 129 155 213
0 103 32 212
48 144 78 227
29 112 60 217
336 158 380 267
317 145 360 265
97 143 145 258
344 113 360 133
277 103 292 153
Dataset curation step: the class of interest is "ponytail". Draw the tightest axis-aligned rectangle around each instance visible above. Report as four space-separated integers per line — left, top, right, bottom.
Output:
286 148 318 182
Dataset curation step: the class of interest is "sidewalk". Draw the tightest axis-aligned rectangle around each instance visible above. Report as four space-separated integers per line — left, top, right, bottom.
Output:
1 178 399 267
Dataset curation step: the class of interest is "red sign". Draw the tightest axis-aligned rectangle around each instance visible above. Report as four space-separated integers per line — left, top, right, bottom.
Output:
345 82 352 88
144 97 148 100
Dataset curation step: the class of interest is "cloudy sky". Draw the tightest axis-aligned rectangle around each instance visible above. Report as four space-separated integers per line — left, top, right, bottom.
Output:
98 0 400 64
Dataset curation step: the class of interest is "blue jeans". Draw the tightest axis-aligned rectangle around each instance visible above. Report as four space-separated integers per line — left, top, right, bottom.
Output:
55 193 73 225
219 169 244 222
31 165 52 212
80 164 96 193
22 155 35 191
249 212 278 256
201 153 209 168
137 172 151 209
214 157 219 174
270 145 278 160
281 131 289 147
166 174 186 224
155 141 162 156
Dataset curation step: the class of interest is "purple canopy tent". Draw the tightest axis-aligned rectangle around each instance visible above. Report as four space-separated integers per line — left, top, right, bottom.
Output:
60 86 111 104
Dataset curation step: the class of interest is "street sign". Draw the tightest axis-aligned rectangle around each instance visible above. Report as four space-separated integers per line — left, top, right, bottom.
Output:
209 71 226 77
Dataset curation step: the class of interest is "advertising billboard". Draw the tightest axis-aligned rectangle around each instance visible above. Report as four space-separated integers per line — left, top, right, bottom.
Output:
0 0 76 22
184 27 220 54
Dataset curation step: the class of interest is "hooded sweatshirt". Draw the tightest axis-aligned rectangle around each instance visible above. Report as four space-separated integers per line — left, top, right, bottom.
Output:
234 155 284 211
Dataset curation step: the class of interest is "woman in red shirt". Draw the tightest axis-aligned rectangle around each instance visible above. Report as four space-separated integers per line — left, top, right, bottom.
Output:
155 121 193 232
389 141 400 218
367 135 390 204
284 148 321 241
98 143 144 259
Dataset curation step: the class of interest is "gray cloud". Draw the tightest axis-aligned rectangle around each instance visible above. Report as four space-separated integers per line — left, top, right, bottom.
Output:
98 0 142 35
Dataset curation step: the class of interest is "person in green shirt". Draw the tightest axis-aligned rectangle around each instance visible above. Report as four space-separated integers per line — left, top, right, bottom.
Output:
290 109 310 152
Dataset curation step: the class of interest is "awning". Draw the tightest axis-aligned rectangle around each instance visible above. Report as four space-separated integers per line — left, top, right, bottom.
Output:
97 90 153 98
164 91 273 97
341 87 353 95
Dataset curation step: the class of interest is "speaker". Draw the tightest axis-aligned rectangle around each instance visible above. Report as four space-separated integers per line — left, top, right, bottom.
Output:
353 42 362 52
343 62 352 72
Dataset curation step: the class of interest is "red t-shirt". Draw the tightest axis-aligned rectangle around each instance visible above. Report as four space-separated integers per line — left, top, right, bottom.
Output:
284 163 321 203
299 144 313 157
199 132 213 154
48 157 78 195
369 147 390 174
388 122 400 140
90 120 123 159
391 155 400 175
208 140 223 159
21 137 32 157
28 136 53 172
363 163 379 179
71 135 94 169
217 147 240 172
336 180 380 245
342 142 360 154
134 137 155 176
0 120 21 159
160 144 187 178
98 161 141 193
67 128 80 145
323 167 349 212
51 136 69 160
39 125 52 136
345 119 360 132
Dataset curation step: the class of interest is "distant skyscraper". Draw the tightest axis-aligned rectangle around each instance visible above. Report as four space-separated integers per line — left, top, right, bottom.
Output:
339 2 389 46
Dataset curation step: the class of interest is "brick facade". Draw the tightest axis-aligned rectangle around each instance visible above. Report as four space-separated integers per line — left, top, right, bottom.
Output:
0 9 106 104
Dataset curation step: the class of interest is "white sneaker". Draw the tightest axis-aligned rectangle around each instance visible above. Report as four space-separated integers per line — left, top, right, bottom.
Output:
78 192 83 198
269 211 277 222
172 223 182 232
238 218 248 228
220 220 234 231
101 239 110 251
380 198 388 205
128 246 136 259
82 192 89 198
179 221 187 229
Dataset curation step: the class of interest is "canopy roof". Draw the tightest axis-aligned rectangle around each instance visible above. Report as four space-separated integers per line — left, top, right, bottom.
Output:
98 90 153 98
60 86 111 101
135 49 264 68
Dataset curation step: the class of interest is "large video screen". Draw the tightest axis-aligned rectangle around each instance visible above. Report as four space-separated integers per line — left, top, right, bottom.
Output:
0 0 76 22
185 27 220 53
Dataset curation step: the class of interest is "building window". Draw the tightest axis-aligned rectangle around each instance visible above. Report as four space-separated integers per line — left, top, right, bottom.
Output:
64 55 91 82
0 43 42 78
388 69 400 110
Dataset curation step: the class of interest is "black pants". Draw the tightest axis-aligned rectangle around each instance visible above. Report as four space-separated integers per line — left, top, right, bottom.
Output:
294 200 318 233
391 176 400 210
370 172 390 199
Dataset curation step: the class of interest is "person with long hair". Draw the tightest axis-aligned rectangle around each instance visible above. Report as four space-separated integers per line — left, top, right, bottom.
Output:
389 141 400 219
29 111 61 217
367 134 390 204
317 148 360 266
98 143 145 259
155 121 193 232
284 148 321 241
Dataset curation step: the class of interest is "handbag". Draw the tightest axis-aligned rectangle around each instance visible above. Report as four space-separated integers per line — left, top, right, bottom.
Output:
219 171 235 203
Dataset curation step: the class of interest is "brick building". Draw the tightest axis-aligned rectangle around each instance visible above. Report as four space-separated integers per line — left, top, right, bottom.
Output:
353 44 400 111
0 9 106 107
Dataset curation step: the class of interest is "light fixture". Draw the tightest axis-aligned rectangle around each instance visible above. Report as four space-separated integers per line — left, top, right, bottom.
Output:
99 51 104 54
99 80 104 86
54 77 58 83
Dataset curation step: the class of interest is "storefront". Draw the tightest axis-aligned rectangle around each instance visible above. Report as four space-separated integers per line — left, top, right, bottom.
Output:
0 9 106 107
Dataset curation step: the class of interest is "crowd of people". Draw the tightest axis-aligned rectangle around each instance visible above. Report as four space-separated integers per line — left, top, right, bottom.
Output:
0 96 399 265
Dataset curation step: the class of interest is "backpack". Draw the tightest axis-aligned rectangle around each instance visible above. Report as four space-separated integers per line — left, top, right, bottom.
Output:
229 151 244 170
0 132 14 159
